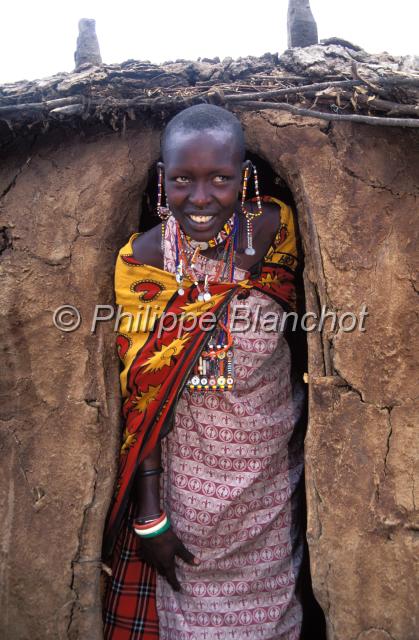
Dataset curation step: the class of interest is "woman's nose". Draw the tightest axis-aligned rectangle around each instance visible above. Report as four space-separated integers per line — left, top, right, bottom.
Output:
189 182 211 208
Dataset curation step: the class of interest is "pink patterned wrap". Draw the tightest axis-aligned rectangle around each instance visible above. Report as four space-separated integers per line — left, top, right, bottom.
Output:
157 215 305 639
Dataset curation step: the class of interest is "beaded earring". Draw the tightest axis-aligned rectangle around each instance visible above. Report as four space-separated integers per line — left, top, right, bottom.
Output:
156 166 171 251
241 163 264 256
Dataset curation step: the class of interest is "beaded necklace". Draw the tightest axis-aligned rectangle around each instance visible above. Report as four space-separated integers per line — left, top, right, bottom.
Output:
175 214 238 392
182 213 235 250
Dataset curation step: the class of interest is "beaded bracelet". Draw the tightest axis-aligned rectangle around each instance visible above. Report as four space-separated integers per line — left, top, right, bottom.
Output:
135 512 162 525
133 511 171 539
137 466 164 477
134 511 166 529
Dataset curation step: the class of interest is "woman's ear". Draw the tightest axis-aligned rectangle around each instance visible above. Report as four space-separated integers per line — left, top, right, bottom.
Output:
241 159 252 173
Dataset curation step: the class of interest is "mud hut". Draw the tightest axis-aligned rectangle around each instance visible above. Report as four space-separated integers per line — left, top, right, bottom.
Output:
0 40 418 640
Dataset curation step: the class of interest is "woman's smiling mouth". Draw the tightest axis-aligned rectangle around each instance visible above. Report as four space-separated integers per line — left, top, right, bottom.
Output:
189 214 215 223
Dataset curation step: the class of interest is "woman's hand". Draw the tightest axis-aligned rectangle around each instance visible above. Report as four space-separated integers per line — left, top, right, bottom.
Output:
138 528 200 591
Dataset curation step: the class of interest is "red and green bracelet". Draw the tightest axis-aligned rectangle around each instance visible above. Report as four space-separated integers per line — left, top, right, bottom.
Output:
133 511 171 538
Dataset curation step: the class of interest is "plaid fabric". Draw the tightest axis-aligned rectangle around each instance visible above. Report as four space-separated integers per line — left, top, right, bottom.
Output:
103 505 159 639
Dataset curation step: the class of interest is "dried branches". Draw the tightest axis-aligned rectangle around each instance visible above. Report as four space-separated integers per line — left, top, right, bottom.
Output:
231 100 419 127
1 48 418 132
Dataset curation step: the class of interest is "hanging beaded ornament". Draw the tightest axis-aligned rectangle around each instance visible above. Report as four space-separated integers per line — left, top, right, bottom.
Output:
156 167 171 251
175 215 238 391
188 316 235 391
241 163 263 256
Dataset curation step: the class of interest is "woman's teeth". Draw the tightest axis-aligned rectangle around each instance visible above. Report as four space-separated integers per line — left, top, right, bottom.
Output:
189 215 214 223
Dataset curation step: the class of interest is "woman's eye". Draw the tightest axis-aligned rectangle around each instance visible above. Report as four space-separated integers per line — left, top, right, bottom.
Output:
213 176 229 184
174 176 191 183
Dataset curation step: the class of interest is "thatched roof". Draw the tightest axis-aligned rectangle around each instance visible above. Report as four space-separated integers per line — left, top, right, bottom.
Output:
1 43 418 141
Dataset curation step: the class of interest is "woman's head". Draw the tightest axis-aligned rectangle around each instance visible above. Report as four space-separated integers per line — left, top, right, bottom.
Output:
159 104 249 242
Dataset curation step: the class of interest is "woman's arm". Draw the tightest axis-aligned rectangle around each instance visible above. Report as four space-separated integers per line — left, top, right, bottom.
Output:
131 439 200 592
132 441 162 521
132 224 163 269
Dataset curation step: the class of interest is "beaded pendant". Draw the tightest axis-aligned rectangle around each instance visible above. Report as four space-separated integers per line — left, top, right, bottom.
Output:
186 341 234 391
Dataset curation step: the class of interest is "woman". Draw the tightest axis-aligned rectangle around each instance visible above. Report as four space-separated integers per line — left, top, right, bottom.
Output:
103 104 305 639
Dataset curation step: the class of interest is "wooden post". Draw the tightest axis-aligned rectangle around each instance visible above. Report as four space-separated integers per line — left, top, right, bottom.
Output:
287 0 319 48
74 18 102 70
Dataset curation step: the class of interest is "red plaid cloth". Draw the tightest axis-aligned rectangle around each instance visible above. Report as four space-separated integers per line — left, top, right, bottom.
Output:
103 506 159 639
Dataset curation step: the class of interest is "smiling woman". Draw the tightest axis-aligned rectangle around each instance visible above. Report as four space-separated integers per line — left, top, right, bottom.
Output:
102 104 308 640
159 127 245 249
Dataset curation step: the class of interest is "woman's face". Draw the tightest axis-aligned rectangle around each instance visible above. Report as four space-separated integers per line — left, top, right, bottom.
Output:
160 129 247 242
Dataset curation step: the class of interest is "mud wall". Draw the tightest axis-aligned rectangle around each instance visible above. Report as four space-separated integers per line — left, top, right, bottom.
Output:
0 113 418 639
0 123 161 639
241 111 419 640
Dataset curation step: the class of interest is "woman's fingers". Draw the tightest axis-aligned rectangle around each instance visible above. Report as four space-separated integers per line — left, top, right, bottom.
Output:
165 566 181 592
137 532 199 593
176 542 200 566
153 560 166 577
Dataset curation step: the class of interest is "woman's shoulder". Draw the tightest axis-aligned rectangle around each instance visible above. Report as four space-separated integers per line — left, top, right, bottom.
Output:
251 196 293 239
259 196 298 267
260 195 293 220
131 224 163 269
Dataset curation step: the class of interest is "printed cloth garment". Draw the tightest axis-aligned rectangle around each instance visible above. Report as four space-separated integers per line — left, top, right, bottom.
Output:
103 197 302 639
155 210 305 640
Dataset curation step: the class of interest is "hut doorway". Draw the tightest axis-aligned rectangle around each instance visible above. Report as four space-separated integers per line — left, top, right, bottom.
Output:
138 154 326 638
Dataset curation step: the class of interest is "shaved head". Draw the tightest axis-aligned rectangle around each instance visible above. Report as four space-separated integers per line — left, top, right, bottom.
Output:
161 104 246 162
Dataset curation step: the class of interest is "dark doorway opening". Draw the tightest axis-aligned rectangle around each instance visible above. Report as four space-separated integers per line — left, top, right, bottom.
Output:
138 153 326 639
